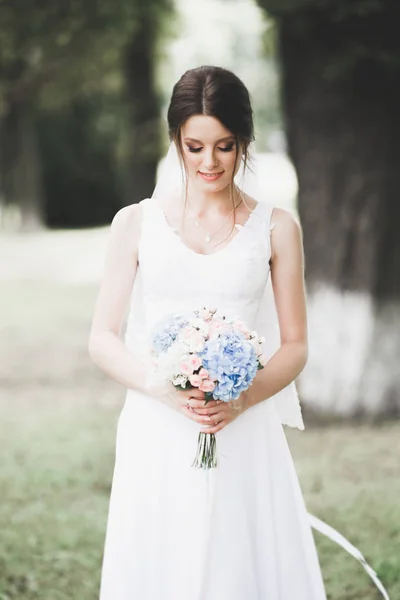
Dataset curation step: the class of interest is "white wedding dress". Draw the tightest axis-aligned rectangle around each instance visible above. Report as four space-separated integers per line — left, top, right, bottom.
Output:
99 197 327 600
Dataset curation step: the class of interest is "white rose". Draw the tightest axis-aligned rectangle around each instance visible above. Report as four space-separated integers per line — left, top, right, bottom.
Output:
171 374 188 387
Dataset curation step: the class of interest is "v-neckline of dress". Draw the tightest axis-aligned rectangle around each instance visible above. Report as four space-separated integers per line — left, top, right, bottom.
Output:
152 198 262 259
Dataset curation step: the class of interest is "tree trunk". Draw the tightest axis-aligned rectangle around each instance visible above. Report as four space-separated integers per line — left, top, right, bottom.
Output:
0 98 44 230
123 13 162 205
277 4 400 417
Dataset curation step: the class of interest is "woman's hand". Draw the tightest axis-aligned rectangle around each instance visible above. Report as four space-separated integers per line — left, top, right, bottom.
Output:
185 392 249 434
173 387 225 428
197 392 249 434
147 376 250 433
147 380 224 427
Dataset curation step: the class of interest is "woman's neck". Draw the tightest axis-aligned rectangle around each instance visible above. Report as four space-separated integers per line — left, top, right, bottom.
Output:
185 181 241 215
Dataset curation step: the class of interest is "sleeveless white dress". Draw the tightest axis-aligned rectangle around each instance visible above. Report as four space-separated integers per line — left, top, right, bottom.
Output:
99 197 327 600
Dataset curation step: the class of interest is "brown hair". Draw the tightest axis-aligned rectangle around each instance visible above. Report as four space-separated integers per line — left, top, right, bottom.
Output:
167 66 255 240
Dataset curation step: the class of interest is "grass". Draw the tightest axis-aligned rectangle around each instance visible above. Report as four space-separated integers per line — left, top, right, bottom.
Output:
0 281 399 599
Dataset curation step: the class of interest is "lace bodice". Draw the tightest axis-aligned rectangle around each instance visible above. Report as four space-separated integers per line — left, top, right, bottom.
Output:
124 196 304 430
138 197 271 332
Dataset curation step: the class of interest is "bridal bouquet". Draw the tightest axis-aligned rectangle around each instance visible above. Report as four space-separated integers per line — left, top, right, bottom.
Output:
150 307 265 469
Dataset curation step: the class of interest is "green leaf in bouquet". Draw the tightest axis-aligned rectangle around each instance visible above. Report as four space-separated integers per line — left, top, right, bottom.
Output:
173 382 194 392
204 391 216 404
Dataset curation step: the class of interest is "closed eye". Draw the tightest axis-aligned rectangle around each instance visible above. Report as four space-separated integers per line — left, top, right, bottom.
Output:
187 145 235 153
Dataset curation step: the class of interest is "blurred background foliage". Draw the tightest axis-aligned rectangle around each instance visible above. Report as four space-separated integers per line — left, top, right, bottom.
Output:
1 1 400 598
0 0 280 230
0 0 175 229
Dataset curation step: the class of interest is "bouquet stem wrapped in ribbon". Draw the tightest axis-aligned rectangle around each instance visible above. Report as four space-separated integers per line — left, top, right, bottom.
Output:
151 307 265 469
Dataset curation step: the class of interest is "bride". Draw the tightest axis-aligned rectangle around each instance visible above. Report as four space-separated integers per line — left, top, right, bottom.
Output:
89 65 327 599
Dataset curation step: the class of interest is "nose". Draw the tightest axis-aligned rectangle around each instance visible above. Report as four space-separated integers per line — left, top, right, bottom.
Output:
202 147 218 170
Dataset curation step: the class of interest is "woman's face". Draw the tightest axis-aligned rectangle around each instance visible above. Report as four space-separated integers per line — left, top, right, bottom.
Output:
179 115 242 193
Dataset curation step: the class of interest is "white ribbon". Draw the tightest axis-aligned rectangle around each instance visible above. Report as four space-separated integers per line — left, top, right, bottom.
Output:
308 513 390 599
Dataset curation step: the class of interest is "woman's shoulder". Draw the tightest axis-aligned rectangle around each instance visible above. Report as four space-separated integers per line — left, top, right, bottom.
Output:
269 206 303 261
270 206 301 233
111 199 151 230
109 200 150 250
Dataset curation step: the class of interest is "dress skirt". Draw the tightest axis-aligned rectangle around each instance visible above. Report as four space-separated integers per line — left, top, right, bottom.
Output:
99 390 326 600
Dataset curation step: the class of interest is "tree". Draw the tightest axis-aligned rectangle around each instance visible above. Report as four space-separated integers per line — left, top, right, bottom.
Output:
0 0 174 229
122 2 174 205
38 96 122 228
256 0 400 417
0 1 120 229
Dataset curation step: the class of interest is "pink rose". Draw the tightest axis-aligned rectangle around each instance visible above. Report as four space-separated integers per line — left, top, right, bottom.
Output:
187 331 205 352
235 319 251 339
199 379 216 393
180 353 203 375
208 321 227 337
180 356 195 375
182 326 193 338
188 354 202 371
189 374 203 387
199 308 214 321
199 368 209 379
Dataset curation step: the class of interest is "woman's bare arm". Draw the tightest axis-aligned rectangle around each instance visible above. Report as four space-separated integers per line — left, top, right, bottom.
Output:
88 202 221 427
88 203 149 393
245 207 308 408
192 207 309 434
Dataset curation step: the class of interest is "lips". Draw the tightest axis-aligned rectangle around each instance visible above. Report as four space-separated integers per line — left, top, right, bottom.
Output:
198 171 224 181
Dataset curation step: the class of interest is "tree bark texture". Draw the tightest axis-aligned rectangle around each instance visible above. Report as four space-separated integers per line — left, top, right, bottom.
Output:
124 14 162 206
0 98 44 230
277 3 400 416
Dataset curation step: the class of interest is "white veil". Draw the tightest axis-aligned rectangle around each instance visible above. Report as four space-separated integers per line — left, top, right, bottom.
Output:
151 141 305 431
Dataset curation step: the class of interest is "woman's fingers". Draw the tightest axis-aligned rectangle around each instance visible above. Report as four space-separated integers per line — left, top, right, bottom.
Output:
177 393 240 432
180 402 225 426
196 410 225 427
182 406 214 425
193 405 222 416
185 397 222 410
185 389 206 400
176 390 227 425
201 420 227 434
181 404 229 432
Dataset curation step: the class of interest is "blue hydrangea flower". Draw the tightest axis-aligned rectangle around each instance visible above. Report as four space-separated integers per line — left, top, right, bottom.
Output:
200 332 258 401
152 314 188 354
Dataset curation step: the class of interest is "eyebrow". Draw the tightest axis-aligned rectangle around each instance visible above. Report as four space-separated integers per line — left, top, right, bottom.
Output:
183 136 236 144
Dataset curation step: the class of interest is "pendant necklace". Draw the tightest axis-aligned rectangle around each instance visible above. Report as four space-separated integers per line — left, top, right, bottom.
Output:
187 197 243 244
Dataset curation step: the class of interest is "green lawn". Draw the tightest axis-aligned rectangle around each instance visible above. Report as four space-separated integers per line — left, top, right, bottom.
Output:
0 282 399 600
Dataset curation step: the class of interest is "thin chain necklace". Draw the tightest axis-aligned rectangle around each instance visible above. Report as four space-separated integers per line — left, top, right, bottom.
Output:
187 196 243 244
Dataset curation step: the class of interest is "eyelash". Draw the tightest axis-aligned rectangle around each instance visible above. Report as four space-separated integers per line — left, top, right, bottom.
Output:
187 145 235 153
